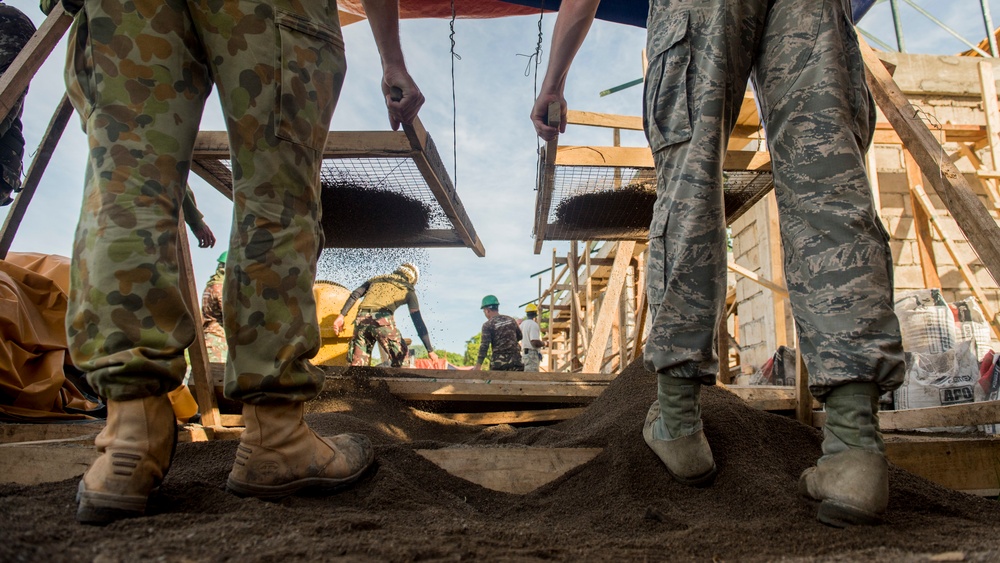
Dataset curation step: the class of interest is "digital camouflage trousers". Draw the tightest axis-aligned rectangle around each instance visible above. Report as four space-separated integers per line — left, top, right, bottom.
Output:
64 0 346 403
642 0 905 400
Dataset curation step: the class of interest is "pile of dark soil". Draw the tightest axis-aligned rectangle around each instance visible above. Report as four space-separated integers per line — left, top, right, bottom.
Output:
555 184 655 231
2 358 999 561
320 179 431 247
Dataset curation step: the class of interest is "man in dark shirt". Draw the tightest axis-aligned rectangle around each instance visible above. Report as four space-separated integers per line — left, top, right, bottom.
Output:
474 295 523 371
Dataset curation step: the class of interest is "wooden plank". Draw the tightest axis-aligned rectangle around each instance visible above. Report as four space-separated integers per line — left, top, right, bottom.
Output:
978 61 1000 182
534 102 561 254
428 408 587 426
727 260 789 298
190 159 234 200
554 146 771 171
0 5 71 125
554 256 616 267
720 384 803 411
911 183 1000 341
0 442 97 485
631 250 647 362
583 241 637 372
955 143 1000 211
323 376 605 403
795 348 812 426
192 130 414 159
178 200 221 428
415 447 603 494
766 193 789 348
568 242 588 367
862 38 1000 289
0 95 74 258
905 149 942 289
319 365 618 382
812 400 1000 430
0 421 103 444
885 437 1000 494
566 110 643 131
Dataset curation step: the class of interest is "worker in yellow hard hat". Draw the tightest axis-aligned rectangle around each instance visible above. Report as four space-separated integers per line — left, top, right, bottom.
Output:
520 303 545 372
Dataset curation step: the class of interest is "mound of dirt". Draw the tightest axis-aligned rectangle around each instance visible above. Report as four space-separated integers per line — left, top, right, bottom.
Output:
2 358 998 561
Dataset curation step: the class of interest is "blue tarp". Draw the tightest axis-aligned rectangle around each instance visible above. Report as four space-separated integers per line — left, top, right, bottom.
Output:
497 0 874 28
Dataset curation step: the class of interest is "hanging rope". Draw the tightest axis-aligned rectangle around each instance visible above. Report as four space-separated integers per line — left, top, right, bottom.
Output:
449 0 461 188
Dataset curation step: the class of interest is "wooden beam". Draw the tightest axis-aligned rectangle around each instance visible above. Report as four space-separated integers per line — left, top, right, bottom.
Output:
192 130 414 159
320 366 618 383
405 133 485 257
583 241 637 372
766 193 789 348
534 102 560 254
905 149 942 289
566 110 643 131
812 400 1000 430
727 260 789 298
884 437 1000 494
0 421 103 444
415 447 603 494
554 256 616 267
631 250 648 362
0 95 73 258
911 183 1000 341
862 38 1000 288
323 376 605 403
0 5 71 125
426 407 587 426
554 146 771 171
178 203 221 427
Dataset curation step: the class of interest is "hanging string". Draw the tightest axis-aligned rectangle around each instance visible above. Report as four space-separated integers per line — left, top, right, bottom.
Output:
449 0 461 189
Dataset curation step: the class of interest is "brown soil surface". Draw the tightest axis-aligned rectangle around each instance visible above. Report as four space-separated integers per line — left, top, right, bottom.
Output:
2 359 999 562
320 179 432 247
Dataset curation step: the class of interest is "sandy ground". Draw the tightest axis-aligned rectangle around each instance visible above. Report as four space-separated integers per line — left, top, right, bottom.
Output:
2 359 999 562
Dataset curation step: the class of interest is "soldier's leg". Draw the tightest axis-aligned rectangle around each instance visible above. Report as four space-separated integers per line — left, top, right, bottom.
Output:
752 0 905 526
641 0 767 486
193 0 371 499
347 319 373 366
64 0 212 525
375 317 407 367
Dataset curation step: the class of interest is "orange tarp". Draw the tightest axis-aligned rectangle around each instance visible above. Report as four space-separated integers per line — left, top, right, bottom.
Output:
0 253 98 421
338 0 545 25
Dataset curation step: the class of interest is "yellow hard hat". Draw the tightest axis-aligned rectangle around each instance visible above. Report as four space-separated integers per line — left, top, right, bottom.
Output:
525 303 538 313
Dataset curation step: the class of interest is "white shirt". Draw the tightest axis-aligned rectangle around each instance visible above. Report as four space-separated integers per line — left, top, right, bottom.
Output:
521 318 541 350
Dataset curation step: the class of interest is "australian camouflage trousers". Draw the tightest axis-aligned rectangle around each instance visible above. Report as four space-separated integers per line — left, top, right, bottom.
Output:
348 313 407 368
642 0 905 400
64 0 346 403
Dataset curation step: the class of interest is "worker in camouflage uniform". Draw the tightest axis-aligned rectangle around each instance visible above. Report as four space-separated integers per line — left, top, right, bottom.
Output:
53 0 425 525
332 263 438 367
474 295 524 372
532 0 904 527
201 251 227 364
0 0 36 206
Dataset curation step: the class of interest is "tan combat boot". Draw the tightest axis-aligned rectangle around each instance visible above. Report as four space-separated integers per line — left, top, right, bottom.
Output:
226 402 374 500
800 382 888 527
76 394 178 525
642 375 717 487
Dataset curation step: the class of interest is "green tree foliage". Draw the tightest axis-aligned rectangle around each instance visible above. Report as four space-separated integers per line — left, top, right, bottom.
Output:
464 333 489 369
410 345 466 367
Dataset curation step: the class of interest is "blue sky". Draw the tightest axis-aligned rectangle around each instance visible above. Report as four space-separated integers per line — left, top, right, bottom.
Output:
3 0 1000 355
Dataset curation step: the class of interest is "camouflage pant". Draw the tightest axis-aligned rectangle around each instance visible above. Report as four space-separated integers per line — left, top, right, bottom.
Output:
0 2 34 205
348 314 407 368
64 0 346 403
521 349 541 372
490 351 524 372
642 0 904 400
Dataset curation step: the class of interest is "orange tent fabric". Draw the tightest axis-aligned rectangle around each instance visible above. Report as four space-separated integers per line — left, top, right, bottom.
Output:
0 253 98 421
338 0 545 24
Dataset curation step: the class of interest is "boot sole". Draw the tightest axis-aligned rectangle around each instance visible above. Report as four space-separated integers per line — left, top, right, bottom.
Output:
817 499 883 528
225 460 375 501
76 480 150 525
668 464 718 488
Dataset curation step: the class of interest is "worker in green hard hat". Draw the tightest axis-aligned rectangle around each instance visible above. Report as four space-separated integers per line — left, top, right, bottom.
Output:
474 295 523 372
201 251 227 363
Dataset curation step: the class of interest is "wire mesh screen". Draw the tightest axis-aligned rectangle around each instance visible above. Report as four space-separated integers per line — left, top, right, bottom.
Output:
199 156 451 247
543 164 773 240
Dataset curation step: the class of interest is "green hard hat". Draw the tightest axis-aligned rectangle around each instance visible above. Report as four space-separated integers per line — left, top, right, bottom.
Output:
481 294 499 309
217 251 228 263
